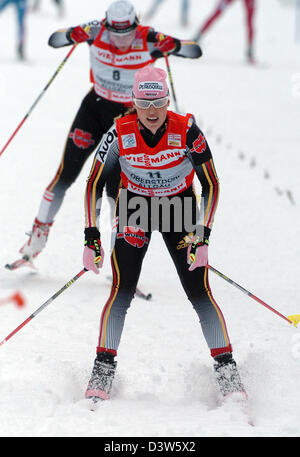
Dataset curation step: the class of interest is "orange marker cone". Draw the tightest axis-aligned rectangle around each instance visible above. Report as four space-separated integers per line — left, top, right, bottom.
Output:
0 291 26 308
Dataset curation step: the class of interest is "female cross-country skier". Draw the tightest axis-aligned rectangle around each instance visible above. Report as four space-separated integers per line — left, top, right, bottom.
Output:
193 0 256 64
17 0 201 264
82 64 246 405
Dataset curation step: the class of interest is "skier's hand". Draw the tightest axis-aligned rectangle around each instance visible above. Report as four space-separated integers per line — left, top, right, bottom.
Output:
154 34 176 53
83 228 104 275
187 236 209 271
69 26 90 44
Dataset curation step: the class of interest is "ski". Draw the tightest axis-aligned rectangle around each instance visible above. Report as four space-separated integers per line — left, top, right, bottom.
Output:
106 276 152 301
88 397 103 412
4 256 36 271
220 391 254 427
175 40 202 59
135 287 152 301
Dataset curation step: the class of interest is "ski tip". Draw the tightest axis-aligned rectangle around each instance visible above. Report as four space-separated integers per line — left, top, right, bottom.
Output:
88 396 103 412
4 257 37 272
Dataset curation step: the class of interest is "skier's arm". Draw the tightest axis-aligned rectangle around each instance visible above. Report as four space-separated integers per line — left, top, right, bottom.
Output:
83 124 120 273
48 21 102 48
147 29 182 58
84 124 120 231
185 119 220 240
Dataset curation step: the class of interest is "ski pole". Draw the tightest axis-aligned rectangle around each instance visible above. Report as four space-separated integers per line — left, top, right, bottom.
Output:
106 275 152 301
0 44 77 158
207 265 300 327
135 287 152 301
164 53 180 112
0 268 87 347
0 24 91 158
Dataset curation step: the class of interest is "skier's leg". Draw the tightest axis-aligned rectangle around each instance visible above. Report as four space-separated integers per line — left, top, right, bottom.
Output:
15 0 27 60
162 230 245 396
52 0 64 17
37 123 98 224
20 91 103 259
244 0 256 63
144 0 164 20
96 226 151 355
32 0 39 11
0 0 11 12
42 96 127 226
86 219 151 401
163 231 232 357
39 106 100 221
180 0 189 27
193 0 235 42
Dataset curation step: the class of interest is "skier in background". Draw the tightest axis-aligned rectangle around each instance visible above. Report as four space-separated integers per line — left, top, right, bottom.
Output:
82 65 246 405
193 0 256 64
296 0 300 43
144 0 190 27
17 0 201 264
0 0 27 60
32 0 64 17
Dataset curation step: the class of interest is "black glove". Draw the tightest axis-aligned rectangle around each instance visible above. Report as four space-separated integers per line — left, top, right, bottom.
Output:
83 228 103 273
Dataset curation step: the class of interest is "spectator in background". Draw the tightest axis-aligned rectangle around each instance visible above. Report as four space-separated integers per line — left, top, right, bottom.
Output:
0 0 27 60
193 0 256 64
144 0 190 27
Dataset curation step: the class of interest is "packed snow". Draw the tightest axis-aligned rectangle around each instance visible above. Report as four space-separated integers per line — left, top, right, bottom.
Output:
0 0 299 437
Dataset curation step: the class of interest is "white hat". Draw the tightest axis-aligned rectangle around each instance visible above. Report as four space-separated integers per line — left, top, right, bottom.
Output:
105 0 138 34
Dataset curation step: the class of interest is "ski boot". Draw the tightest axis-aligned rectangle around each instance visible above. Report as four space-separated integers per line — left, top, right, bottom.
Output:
213 352 246 398
247 45 255 65
17 42 25 61
19 218 53 260
85 352 117 406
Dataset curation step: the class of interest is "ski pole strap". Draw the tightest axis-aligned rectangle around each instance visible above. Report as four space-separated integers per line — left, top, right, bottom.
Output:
84 227 102 265
189 237 209 263
84 238 102 264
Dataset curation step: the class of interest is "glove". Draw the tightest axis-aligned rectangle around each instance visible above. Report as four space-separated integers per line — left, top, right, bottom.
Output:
154 34 176 53
83 228 104 275
69 26 90 44
187 236 209 271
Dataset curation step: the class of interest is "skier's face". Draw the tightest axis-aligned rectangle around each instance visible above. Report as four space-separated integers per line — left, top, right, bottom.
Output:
109 30 136 51
134 98 170 134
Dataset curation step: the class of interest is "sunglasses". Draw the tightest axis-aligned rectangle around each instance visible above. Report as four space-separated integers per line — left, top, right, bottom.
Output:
133 96 169 109
109 30 136 38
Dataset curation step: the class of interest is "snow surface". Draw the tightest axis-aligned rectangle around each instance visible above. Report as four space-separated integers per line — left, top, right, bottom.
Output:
0 0 300 438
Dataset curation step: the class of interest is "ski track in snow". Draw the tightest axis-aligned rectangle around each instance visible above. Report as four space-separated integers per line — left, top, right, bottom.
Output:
0 0 299 438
